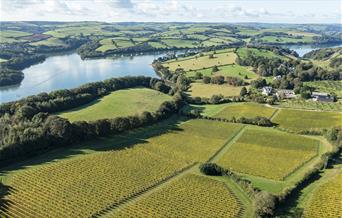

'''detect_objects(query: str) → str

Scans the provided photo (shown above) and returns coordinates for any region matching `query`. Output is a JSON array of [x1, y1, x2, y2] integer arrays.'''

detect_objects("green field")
[[237, 47, 285, 59], [0, 118, 244, 217], [213, 103, 277, 119], [273, 108, 342, 131], [259, 36, 314, 44], [116, 174, 244, 217], [161, 39, 198, 48], [216, 127, 319, 180], [163, 51, 237, 72], [186, 64, 257, 79], [187, 82, 243, 98], [59, 88, 172, 122], [30, 37, 66, 47]]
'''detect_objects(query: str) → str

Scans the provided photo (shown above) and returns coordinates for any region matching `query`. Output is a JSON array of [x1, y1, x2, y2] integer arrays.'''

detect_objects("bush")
[[210, 75, 224, 84], [202, 76, 211, 84], [199, 163, 223, 176], [254, 191, 276, 217]]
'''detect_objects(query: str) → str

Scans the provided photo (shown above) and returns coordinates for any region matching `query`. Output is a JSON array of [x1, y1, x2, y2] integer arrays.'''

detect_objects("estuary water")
[[0, 43, 341, 103], [0, 53, 161, 103]]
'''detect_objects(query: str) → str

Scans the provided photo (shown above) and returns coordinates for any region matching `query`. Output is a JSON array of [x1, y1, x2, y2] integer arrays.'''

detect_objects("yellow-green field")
[[0, 118, 244, 217], [213, 103, 277, 119], [304, 173, 342, 218], [187, 82, 243, 98], [163, 51, 237, 71], [273, 109, 342, 131], [59, 88, 171, 122], [216, 127, 319, 180], [116, 174, 244, 217]]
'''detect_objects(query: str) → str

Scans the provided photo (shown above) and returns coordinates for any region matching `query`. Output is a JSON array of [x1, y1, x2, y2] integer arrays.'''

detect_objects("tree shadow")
[[0, 183, 14, 213], [0, 115, 188, 176]]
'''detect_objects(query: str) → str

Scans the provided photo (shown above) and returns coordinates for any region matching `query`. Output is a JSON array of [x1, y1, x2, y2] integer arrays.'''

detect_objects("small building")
[[276, 89, 296, 99], [312, 92, 334, 102], [262, 86, 273, 96]]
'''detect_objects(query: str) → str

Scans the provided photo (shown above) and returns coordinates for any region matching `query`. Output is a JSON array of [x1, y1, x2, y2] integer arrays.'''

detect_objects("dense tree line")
[[0, 76, 181, 166], [0, 76, 170, 116], [0, 68, 24, 86], [303, 47, 341, 60]]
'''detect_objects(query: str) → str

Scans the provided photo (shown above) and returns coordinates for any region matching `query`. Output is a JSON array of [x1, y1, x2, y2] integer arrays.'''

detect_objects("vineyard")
[[279, 99, 342, 111], [0, 119, 243, 217], [304, 172, 342, 218], [115, 174, 244, 217], [272, 108, 342, 131], [213, 103, 276, 119], [216, 127, 319, 180]]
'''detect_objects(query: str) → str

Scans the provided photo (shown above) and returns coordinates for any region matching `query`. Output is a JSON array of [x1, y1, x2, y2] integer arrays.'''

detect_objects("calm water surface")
[[0, 53, 161, 103]]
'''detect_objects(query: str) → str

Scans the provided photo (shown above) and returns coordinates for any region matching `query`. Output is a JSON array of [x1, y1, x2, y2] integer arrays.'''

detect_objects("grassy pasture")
[[96, 38, 116, 52], [237, 47, 285, 59], [30, 37, 66, 47], [213, 103, 277, 119], [0, 118, 243, 217], [161, 39, 198, 48], [187, 82, 243, 98], [304, 172, 342, 218], [186, 64, 256, 79], [116, 174, 244, 217], [164, 52, 237, 71], [0, 30, 32, 43], [148, 41, 168, 49], [216, 127, 319, 180], [59, 88, 171, 122], [259, 36, 314, 44], [272, 109, 342, 131]]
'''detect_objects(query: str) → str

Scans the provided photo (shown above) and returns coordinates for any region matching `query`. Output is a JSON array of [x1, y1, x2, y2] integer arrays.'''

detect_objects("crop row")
[[115, 174, 244, 217], [0, 119, 241, 217], [304, 173, 342, 218], [216, 127, 319, 180]]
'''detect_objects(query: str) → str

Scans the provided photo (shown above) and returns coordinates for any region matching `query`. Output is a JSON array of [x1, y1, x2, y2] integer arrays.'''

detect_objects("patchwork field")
[[213, 103, 277, 119], [0, 118, 244, 217], [187, 82, 243, 98], [115, 174, 244, 217], [272, 109, 342, 131], [163, 51, 237, 71], [59, 88, 171, 122], [216, 127, 319, 180], [304, 172, 342, 218]]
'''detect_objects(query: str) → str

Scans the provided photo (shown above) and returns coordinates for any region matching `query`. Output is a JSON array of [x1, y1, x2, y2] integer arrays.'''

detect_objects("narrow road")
[[208, 125, 247, 163], [96, 163, 199, 218]]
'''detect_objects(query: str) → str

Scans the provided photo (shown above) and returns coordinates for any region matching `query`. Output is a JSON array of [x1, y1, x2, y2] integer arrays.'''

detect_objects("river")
[[0, 44, 340, 103]]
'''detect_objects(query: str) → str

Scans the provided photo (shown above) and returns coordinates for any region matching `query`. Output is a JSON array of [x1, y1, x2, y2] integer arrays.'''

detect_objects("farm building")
[[262, 86, 273, 96], [276, 89, 296, 99], [312, 92, 334, 102]]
